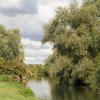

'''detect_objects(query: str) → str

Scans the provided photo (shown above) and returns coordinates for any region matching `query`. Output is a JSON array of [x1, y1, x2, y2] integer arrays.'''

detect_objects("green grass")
[[0, 75, 13, 82], [0, 76, 36, 100]]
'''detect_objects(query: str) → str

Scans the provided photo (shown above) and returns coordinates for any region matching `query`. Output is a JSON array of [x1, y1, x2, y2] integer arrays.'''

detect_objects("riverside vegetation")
[[0, 75, 36, 100], [0, 0, 100, 100], [42, 0, 100, 88], [0, 25, 36, 100]]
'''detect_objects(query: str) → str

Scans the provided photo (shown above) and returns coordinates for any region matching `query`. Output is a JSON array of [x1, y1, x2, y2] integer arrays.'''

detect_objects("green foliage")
[[0, 57, 5, 66], [95, 53, 100, 85], [42, 0, 100, 87], [0, 60, 28, 81], [0, 75, 13, 82], [0, 25, 27, 81], [27, 64, 46, 80], [0, 24, 23, 61]]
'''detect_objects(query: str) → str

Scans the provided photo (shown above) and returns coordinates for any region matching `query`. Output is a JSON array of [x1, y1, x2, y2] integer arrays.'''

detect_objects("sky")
[[0, 0, 73, 64]]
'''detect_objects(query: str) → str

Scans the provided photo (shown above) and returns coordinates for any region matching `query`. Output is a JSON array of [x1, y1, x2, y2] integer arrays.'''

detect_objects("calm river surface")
[[27, 78, 100, 100]]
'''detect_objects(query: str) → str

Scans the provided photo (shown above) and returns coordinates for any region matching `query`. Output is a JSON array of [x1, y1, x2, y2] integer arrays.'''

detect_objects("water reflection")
[[27, 78, 100, 100], [27, 78, 52, 100]]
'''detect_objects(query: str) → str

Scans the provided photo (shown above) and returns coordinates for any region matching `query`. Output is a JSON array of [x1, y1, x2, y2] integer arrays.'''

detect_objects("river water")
[[27, 78, 100, 100]]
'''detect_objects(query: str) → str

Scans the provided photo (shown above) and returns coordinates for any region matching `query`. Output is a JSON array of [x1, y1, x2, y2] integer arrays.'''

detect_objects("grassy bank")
[[0, 75, 36, 100]]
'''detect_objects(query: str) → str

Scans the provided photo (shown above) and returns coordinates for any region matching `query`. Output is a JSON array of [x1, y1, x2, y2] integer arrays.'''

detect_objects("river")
[[27, 78, 100, 100]]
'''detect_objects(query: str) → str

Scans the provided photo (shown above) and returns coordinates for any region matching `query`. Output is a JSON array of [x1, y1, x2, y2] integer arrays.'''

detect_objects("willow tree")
[[42, 0, 100, 87], [0, 25, 24, 62], [0, 25, 25, 77]]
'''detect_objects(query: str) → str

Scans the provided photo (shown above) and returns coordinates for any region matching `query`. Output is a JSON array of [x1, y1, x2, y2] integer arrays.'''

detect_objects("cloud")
[[25, 57, 47, 64], [0, 0, 37, 16], [38, 0, 70, 5], [22, 38, 52, 64], [0, 15, 42, 41], [0, 0, 69, 41], [25, 48, 52, 57]]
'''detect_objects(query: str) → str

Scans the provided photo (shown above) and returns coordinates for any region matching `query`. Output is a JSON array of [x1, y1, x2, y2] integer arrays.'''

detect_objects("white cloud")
[[21, 38, 52, 64], [25, 57, 47, 64], [0, 0, 20, 8], [24, 48, 52, 57], [21, 38, 41, 49], [38, 0, 69, 5]]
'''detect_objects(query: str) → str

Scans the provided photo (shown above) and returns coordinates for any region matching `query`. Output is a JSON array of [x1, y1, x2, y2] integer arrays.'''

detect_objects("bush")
[[0, 75, 13, 82], [27, 64, 46, 79], [0, 60, 28, 81]]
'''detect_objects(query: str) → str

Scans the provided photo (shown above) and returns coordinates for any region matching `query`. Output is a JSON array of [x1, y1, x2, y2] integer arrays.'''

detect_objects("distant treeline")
[[27, 64, 48, 79]]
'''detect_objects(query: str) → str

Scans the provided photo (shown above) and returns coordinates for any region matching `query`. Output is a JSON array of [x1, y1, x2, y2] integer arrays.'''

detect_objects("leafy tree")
[[0, 25, 23, 61], [42, 0, 100, 87], [0, 25, 25, 80]]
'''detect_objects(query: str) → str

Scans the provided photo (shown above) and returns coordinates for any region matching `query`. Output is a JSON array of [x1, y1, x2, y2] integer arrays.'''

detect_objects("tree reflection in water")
[[27, 78, 100, 100]]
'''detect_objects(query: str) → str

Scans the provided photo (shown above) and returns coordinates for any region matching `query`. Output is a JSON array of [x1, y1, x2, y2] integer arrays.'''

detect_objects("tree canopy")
[[42, 0, 100, 87], [0, 25, 26, 79], [0, 25, 23, 62]]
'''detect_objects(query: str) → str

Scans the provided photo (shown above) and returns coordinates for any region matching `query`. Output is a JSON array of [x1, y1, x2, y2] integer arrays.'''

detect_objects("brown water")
[[27, 78, 100, 100]]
